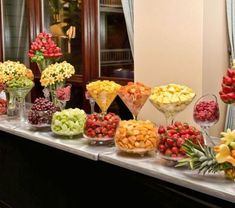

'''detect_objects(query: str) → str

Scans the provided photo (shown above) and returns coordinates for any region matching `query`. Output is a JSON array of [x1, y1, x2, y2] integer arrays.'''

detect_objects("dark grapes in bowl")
[[28, 97, 57, 127]]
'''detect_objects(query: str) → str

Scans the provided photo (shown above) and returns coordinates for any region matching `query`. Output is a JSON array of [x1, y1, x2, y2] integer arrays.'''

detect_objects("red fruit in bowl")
[[166, 138, 174, 147], [176, 137, 185, 147], [172, 147, 179, 154], [158, 126, 165, 134], [165, 149, 172, 156], [158, 121, 203, 159], [159, 144, 166, 153], [84, 112, 120, 139]]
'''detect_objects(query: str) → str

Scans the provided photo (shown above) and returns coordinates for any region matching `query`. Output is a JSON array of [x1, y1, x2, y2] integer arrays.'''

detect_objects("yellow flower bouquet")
[[0, 60, 34, 84], [40, 61, 75, 110], [0, 60, 34, 120]]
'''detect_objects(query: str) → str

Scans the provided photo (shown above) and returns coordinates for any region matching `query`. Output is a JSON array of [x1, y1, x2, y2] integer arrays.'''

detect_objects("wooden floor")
[[0, 130, 233, 208]]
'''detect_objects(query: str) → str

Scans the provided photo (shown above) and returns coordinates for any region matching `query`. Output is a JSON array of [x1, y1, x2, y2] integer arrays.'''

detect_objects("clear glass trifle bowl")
[[193, 94, 219, 146], [149, 84, 196, 125], [115, 120, 159, 156]]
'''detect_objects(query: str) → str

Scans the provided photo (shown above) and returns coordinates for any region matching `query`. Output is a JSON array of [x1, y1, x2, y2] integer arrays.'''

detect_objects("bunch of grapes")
[[28, 32, 62, 63], [28, 97, 57, 125]]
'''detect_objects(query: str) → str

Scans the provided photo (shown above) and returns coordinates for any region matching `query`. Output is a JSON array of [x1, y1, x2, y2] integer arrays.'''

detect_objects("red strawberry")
[[222, 85, 234, 93], [227, 69, 235, 77], [223, 76, 233, 85]]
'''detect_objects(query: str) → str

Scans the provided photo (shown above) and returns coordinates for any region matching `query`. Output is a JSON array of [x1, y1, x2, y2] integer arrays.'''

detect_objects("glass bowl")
[[86, 80, 121, 114], [193, 94, 220, 146], [83, 112, 120, 145], [157, 152, 185, 166], [117, 82, 151, 120], [51, 108, 87, 139], [28, 109, 54, 127], [149, 84, 196, 125], [115, 120, 159, 156]]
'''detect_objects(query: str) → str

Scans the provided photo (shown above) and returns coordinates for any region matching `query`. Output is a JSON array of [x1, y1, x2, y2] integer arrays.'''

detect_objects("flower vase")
[[6, 87, 33, 122], [5, 89, 17, 117]]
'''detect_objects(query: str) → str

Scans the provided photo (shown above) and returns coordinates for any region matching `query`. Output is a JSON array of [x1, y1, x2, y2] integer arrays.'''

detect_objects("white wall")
[[134, 0, 228, 136], [202, 0, 228, 136]]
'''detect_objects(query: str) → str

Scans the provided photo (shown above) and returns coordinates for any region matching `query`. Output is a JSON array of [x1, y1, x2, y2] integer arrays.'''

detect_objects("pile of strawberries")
[[158, 121, 204, 158], [28, 32, 62, 63], [219, 69, 235, 104], [84, 113, 120, 139]]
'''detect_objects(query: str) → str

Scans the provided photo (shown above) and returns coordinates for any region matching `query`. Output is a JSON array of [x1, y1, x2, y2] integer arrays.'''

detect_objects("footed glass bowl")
[[149, 95, 195, 125], [115, 120, 158, 156]]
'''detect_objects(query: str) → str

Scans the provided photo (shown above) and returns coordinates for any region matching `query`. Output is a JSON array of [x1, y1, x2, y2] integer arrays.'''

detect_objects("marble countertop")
[[0, 116, 112, 161], [0, 117, 234, 203], [99, 150, 235, 203]]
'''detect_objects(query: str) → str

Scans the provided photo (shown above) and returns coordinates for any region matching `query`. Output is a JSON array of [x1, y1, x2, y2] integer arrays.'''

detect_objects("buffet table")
[[0, 117, 234, 207]]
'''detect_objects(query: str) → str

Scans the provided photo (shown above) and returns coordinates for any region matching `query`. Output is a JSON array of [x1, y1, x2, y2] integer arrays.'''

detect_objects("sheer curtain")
[[121, 0, 134, 56], [2, 0, 29, 64], [225, 0, 235, 130]]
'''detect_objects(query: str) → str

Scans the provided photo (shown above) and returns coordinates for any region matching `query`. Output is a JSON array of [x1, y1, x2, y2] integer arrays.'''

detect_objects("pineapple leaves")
[[176, 140, 221, 175]]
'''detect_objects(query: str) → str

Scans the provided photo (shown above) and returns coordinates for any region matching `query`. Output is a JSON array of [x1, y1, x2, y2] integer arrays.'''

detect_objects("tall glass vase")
[[6, 87, 33, 123], [5, 88, 17, 117]]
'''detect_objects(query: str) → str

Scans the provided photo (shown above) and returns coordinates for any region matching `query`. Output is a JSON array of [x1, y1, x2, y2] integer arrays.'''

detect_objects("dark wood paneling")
[[0, 1, 3, 61], [4, 0, 133, 111], [27, 0, 42, 76]]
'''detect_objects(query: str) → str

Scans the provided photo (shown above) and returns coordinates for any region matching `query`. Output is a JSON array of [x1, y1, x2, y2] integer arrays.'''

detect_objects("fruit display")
[[193, 94, 219, 146], [28, 32, 62, 69], [193, 94, 219, 125], [115, 120, 159, 155], [158, 121, 204, 159], [0, 98, 7, 115], [84, 112, 120, 142], [149, 84, 195, 124], [219, 69, 235, 103], [28, 98, 57, 126], [86, 80, 121, 113], [118, 82, 151, 119], [194, 100, 219, 124], [51, 108, 86, 137]]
